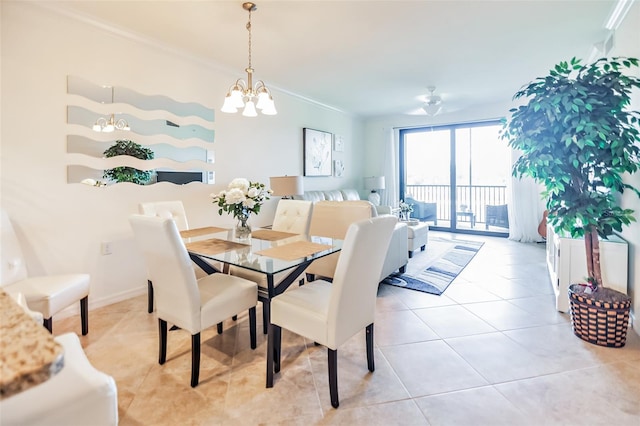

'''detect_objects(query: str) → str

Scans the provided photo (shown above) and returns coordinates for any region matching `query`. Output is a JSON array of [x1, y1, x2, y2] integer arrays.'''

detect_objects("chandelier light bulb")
[[242, 100, 258, 117]]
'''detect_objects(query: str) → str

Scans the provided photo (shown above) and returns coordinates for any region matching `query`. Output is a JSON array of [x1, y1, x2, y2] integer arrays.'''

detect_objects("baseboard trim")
[[54, 286, 147, 320]]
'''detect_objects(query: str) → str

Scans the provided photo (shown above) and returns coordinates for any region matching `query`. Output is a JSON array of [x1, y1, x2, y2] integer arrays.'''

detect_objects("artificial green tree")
[[502, 57, 640, 299]]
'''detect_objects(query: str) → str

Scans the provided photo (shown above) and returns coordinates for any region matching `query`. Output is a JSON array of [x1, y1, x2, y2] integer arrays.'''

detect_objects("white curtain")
[[508, 148, 545, 242], [380, 128, 399, 207]]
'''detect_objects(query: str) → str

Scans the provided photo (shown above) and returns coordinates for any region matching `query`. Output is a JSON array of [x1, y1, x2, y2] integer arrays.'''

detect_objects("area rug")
[[382, 237, 484, 295]]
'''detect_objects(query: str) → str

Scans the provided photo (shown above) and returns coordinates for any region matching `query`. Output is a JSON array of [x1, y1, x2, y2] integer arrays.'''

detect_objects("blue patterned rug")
[[382, 237, 484, 295]]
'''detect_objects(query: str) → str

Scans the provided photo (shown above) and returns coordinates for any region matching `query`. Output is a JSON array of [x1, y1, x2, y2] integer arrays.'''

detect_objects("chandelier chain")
[[247, 9, 252, 71]]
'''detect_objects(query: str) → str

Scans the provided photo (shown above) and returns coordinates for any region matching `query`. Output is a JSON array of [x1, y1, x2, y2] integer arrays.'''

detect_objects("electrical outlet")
[[101, 242, 113, 255]]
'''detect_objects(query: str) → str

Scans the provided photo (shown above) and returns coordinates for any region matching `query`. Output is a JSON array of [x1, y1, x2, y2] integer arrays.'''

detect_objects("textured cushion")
[[1, 333, 118, 426], [139, 201, 189, 231], [271, 200, 313, 234]]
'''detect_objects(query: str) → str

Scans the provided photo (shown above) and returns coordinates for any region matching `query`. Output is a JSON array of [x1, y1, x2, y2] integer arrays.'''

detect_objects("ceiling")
[[50, 0, 621, 119]]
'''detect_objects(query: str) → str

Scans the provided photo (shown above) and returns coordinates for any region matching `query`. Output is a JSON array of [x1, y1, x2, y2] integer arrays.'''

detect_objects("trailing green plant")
[[502, 57, 640, 294], [103, 139, 155, 184]]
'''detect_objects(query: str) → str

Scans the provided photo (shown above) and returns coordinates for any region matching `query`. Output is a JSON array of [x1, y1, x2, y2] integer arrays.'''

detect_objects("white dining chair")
[[139, 201, 190, 313], [0, 209, 90, 335], [129, 214, 258, 387], [267, 215, 397, 408], [229, 199, 313, 333]]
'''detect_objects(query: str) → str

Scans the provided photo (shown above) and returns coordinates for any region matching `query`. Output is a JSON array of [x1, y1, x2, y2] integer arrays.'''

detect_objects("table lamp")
[[269, 176, 304, 199], [364, 176, 385, 206]]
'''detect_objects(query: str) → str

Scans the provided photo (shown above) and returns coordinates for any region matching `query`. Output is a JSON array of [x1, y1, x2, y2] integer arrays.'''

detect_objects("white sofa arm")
[[1, 333, 118, 426], [380, 222, 408, 281]]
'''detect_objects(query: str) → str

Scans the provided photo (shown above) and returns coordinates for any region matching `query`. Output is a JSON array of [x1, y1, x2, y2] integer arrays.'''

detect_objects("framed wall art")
[[334, 160, 344, 177], [303, 128, 333, 177], [334, 134, 344, 152]]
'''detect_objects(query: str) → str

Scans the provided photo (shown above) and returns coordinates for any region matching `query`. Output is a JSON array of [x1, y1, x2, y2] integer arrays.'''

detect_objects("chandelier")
[[422, 86, 442, 116], [221, 2, 277, 117], [93, 86, 130, 132]]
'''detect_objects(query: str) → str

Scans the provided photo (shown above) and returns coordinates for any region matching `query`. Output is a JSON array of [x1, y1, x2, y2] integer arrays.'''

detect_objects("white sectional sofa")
[[294, 189, 362, 203]]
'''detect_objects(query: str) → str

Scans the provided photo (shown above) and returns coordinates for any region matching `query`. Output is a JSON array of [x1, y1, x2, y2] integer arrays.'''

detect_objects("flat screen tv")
[[156, 171, 203, 185]]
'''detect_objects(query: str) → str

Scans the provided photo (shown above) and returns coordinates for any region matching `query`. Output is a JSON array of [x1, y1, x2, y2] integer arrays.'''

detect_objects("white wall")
[[612, 2, 640, 335], [0, 2, 364, 310]]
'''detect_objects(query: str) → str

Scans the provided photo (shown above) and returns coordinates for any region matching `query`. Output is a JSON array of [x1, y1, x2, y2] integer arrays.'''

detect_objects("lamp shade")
[[364, 176, 386, 191], [270, 176, 304, 197]]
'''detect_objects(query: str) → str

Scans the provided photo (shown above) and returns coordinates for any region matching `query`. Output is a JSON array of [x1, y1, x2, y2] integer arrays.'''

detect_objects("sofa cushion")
[[294, 191, 326, 203], [340, 189, 361, 201], [323, 190, 344, 201]]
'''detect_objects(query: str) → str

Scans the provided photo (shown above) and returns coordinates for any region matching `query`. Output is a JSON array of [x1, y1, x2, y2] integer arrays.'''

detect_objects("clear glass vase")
[[235, 212, 252, 240]]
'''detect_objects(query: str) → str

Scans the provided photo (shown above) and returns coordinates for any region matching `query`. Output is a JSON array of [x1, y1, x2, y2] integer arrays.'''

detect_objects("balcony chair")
[[0, 209, 90, 335], [129, 214, 257, 387], [485, 204, 509, 229], [229, 199, 313, 334], [404, 196, 437, 224], [267, 216, 397, 408]]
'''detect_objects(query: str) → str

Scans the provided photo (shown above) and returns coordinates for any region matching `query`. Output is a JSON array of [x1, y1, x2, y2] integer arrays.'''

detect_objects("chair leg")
[[266, 323, 276, 388], [80, 296, 89, 335], [262, 301, 270, 335], [191, 333, 201, 388], [159, 319, 167, 365], [147, 280, 154, 313], [249, 306, 257, 349], [262, 307, 268, 335], [328, 348, 339, 408], [43, 317, 53, 334], [273, 325, 281, 373], [366, 323, 375, 372], [217, 322, 223, 334]]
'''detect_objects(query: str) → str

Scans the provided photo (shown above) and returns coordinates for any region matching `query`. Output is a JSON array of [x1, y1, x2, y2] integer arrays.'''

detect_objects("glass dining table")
[[181, 226, 343, 386]]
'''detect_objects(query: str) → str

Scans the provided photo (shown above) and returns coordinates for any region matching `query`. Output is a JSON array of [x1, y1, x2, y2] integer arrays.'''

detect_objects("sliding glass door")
[[400, 120, 510, 235]]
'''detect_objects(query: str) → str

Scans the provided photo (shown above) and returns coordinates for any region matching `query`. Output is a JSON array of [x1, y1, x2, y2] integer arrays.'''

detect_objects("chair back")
[[308, 201, 373, 239], [138, 201, 189, 231], [272, 200, 313, 234], [129, 214, 201, 332], [327, 216, 396, 348], [0, 209, 28, 286]]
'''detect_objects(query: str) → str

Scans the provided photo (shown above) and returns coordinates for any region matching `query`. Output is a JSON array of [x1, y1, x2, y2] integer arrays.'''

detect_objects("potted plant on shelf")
[[502, 57, 640, 347], [103, 139, 155, 184]]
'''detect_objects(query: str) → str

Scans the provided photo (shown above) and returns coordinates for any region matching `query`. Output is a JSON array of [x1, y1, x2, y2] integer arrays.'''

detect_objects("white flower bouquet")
[[211, 178, 271, 220]]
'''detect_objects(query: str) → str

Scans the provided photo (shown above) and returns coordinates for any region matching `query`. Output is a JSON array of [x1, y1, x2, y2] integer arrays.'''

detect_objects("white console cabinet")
[[546, 226, 628, 313]]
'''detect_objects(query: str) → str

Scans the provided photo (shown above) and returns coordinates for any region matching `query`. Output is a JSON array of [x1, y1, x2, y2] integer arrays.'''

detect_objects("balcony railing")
[[405, 184, 507, 227]]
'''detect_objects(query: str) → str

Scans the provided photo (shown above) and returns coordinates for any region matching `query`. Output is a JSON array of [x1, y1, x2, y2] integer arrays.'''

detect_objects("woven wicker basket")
[[568, 284, 631, 348]]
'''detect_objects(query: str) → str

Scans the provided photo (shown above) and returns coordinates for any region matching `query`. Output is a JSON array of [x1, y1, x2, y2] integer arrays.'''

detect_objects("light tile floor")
[[55, 231, 640, 425]]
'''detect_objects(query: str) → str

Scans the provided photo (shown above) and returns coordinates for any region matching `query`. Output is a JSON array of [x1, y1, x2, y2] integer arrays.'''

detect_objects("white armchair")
[[0, 332, 118, 426], [1, 209, 90, 335]]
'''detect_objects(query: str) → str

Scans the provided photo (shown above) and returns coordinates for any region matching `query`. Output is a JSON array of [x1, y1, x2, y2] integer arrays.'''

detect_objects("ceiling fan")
[[422, 86, 443, 116]]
